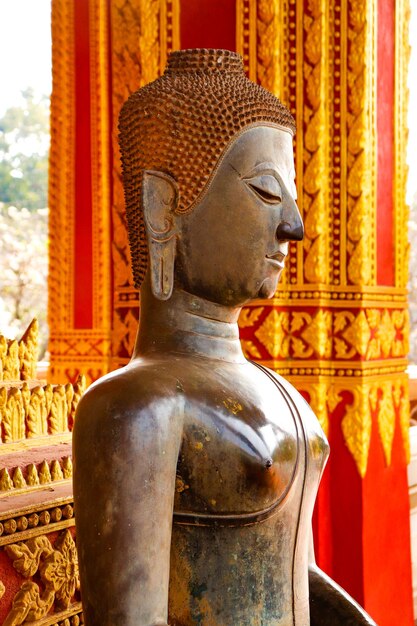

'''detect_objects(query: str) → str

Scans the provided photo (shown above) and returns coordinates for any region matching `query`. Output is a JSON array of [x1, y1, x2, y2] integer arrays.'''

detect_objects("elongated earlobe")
[[142, 170, 179, 300]]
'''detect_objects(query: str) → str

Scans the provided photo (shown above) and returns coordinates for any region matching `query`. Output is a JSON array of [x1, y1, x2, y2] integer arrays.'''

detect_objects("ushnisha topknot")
[[119, 48, 296, 290]]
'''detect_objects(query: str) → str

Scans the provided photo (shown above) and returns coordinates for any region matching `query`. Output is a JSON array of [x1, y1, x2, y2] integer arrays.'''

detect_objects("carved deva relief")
[[3, 530, 80, 626]]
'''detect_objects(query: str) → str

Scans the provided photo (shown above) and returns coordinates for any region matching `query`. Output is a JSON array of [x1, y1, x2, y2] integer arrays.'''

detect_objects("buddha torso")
[[162, 357, 329, 626]]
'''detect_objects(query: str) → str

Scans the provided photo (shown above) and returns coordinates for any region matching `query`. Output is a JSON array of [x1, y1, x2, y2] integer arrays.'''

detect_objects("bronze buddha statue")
[[73, 49, 376, 626]]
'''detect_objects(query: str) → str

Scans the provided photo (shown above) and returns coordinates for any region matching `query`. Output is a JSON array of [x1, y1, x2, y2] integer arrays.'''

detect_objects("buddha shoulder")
[[74, 359, 186, 432]]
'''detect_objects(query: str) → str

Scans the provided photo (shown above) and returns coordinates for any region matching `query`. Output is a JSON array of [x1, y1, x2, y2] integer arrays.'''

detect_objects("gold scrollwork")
[[3, 530, 79, 625], [302, 0, 330, 284], [247, 306, 408, 362], [255, 310, 290, 358], [345, 0, 376, 286]]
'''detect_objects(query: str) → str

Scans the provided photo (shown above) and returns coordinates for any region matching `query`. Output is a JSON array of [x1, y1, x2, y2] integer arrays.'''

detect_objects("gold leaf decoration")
[[342, 310, 371, 357], [341, 386, 372, 478], [12, 468, 26, 489], [309, 382, 329, 436], [0, 468, 14, 491], [377, 382, 396, 466], [240, 340, 262, 360], [301, 310, 332, 358], [238, 307, 264, 328], [255, 310, 290, 358]]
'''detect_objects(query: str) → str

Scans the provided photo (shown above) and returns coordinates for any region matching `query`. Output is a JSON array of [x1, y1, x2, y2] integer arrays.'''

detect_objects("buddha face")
[[174, 125, 303, 307]]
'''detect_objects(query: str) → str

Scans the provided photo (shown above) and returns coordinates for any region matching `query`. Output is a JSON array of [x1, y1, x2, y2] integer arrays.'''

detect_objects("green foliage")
[[0, 90, 49, 357], [0, 88, 49, 210]]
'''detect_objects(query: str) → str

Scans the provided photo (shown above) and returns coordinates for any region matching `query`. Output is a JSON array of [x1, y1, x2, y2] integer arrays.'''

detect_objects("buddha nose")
[[276, 194, 304, 241]]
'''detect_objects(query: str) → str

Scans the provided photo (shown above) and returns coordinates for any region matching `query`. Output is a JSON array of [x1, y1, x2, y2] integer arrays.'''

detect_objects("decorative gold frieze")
[[0, 455, 72, 493], [292, 374, 410, 477], [240, 305, 408, 363], [0, 500, 75, 547], [0, 377, 85, 444]]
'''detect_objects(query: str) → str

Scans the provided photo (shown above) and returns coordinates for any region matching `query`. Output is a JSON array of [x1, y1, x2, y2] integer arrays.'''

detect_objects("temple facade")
[[0, 1, 412, 624]]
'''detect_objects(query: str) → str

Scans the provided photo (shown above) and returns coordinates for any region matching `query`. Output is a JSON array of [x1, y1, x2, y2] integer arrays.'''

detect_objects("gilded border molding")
[[394, 0, 411, 289]]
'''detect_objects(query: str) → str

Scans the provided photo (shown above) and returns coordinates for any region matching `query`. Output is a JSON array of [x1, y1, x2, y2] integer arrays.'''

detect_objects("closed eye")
[[245, 174, 282, 205], [248, 184, 282, 204]]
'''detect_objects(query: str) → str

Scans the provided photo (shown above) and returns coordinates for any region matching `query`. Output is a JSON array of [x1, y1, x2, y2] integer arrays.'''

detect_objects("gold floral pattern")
[[3, 530, 80, 625]]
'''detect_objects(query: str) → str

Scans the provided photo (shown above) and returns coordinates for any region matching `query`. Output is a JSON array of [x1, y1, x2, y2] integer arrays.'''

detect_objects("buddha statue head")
[[119, 49, 303, 307]]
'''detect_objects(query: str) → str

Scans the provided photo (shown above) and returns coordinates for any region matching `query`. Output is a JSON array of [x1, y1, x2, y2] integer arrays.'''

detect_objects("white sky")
[[0, 0, 51, 115]]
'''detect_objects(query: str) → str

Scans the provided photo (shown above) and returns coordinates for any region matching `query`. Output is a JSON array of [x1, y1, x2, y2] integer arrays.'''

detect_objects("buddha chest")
[[169, 362, 329, 626]]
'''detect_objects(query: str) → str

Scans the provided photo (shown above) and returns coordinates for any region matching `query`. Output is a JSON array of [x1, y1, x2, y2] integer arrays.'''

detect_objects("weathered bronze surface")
[[73, 49, 376, 625]]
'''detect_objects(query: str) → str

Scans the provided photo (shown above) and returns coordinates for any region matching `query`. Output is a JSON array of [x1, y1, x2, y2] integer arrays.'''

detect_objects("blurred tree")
[[0, 88, 49, 210], [0, 90, 49, 358]]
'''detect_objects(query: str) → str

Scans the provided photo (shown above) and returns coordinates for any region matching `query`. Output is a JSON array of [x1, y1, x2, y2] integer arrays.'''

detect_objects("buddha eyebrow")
[[240, 161, 285, 181]]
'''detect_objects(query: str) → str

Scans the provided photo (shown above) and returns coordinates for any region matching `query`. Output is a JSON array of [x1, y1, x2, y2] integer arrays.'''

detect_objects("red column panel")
[[376, 0, 395, 286], [74, 0, 93, 328], [180, 0, 236, 51]]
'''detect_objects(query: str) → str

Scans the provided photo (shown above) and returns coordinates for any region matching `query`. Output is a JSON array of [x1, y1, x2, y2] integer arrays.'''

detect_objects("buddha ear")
[[142, 170, 179, 301]]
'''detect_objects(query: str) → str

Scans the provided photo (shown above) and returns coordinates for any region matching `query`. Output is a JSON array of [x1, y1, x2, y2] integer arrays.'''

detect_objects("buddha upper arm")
[[73, 375, 184, 626]]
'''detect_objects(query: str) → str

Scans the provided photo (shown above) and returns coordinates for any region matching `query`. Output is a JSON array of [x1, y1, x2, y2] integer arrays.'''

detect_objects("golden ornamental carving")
[[393, 379, 410, 463], [394, 0, 411, 288], [341, 385, 372, 478], [239, 307, 264, 329], [88, 0, 112, 333], [111, 0, 180, 362], [299, 310, 332, 358], [302, 0, 330, 285], [345, 0, 376, 286], [308, 381, 329, 436], [255, 310, 290, 359], [0, 455, 72, 493], [49, 0, 75, 331], [236, 0, 283, 96], [256, 0, 281, 95], [246, 305, 408, 362], [3, 530, 80, 625], [0, 376, 85, 444], [377, 382, 396, 466], [0, 580, 5, 599], [240, 340, 262, 360]]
